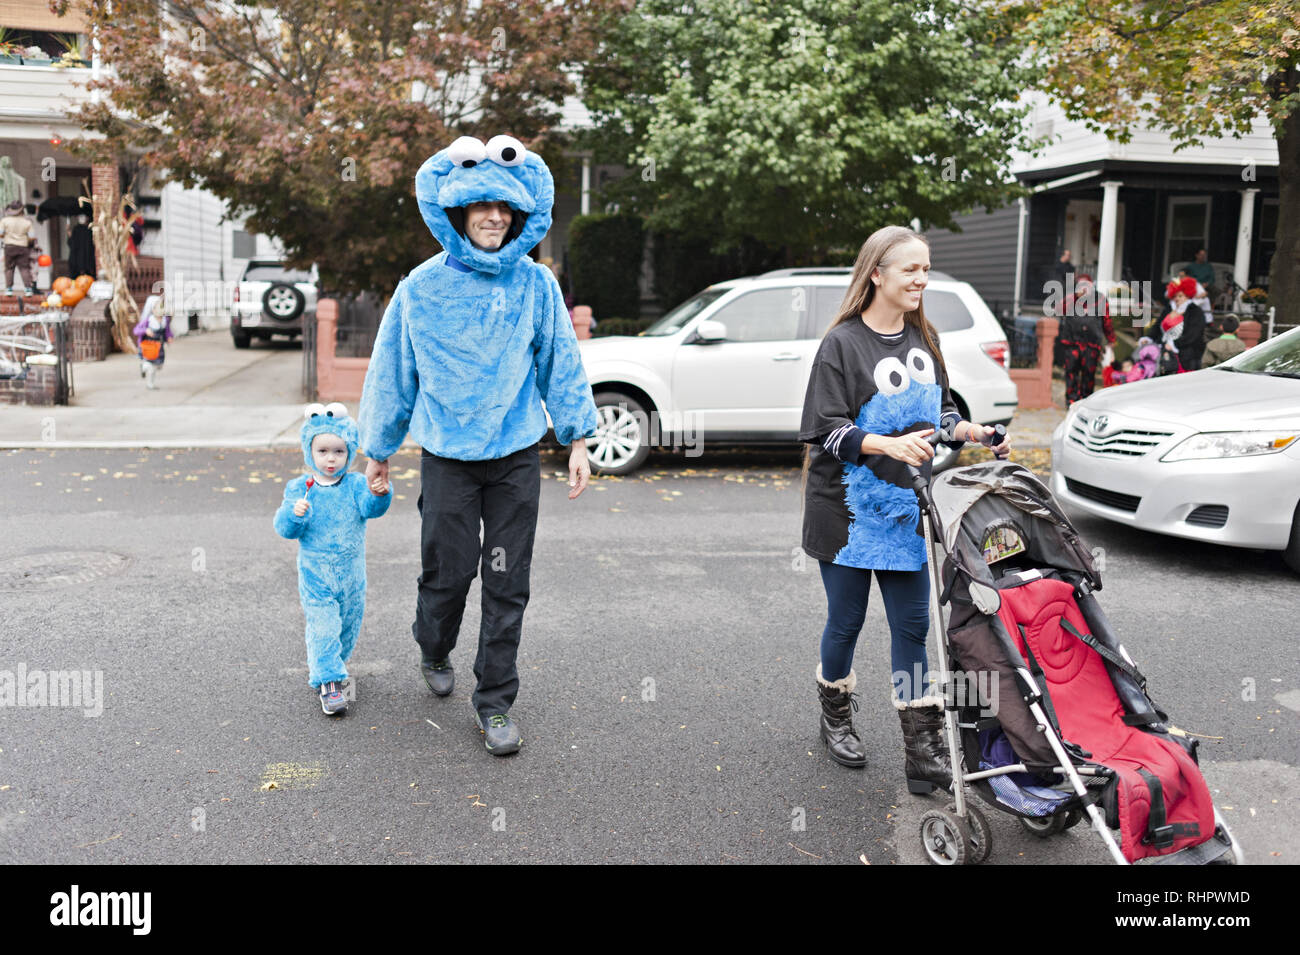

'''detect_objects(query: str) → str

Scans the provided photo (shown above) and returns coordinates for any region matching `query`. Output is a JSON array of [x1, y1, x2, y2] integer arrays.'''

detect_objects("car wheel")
[[263, 282, 306, 321], [1285, 503, 1300, 575], [588, 392, 652, 476], [232, 331, 251, 349]]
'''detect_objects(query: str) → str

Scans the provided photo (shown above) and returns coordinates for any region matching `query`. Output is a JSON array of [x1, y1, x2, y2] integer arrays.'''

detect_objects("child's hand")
[[369, 476, 390, 495], [293, 498, 310, 517]]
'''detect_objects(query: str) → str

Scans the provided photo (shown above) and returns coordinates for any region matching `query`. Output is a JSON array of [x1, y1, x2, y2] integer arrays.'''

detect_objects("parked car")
[[1050, 325, 1300, 573], [575, 267, 1019, 475], [231, 260, 319, 348]]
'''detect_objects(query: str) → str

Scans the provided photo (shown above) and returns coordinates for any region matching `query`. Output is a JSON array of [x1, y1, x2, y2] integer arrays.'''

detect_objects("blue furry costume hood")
[[300, 402, 360, 478], [416, 135, 554, 275], [358, 134, 598, 462]]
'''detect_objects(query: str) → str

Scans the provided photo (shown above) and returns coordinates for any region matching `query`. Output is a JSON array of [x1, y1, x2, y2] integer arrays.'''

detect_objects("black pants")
[[413, 443, 540, 715]]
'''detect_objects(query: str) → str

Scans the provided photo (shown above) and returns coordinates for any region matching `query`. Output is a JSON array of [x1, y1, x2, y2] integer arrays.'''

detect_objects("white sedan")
[[1051, 325, 1300, 572]]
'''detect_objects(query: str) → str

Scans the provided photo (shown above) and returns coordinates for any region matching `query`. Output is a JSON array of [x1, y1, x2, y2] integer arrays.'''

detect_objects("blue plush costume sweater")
[[359, 136, 598, 462], [799, 320, 959, 571]]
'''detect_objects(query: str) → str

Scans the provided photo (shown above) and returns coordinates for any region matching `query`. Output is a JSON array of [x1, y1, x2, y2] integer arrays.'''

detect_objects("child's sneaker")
[[319, 681, 347, 716]]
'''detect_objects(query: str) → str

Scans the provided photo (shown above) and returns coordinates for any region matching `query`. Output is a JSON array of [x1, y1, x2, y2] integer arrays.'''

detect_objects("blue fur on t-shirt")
[[834, 380, 941, 571]]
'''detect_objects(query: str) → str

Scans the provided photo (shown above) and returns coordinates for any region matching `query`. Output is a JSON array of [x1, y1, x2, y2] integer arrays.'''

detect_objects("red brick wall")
[[0, 363, 58, 405]]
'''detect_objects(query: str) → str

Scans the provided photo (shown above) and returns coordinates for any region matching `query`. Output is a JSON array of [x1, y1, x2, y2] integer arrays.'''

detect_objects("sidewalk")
[[0, 330, 308, 448], [1, 331, 1070, 450]]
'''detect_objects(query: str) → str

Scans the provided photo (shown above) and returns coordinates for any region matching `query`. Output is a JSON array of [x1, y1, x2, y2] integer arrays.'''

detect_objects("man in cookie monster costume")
[[359, 134, 598, 756], [274, 403, 392, 715]]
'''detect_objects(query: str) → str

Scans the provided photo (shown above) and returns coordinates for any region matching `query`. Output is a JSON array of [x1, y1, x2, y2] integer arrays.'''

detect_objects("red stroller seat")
[[996, 577, 1216, 862]]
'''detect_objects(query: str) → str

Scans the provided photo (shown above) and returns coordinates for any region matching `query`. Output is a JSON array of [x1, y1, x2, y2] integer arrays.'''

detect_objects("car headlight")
[[1161, 431, 1298, 462]]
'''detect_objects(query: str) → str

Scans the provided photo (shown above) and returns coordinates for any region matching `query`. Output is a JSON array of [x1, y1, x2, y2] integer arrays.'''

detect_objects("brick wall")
[[0, 363, 58, 405], [91, 161, 118, 276]]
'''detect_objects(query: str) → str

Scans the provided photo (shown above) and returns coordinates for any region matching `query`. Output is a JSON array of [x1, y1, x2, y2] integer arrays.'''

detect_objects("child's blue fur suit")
[[274, 404, 391, 687], [359, 135, 598, 461]]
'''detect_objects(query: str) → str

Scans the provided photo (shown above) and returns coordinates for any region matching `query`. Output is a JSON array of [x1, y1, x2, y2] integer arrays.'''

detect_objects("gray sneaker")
[[473, 710, 521, 755], [318, 681, 347, 716]]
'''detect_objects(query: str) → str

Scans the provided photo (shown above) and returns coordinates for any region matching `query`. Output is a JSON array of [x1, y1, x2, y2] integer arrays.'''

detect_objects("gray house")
[[925, 95, 1280, 323]]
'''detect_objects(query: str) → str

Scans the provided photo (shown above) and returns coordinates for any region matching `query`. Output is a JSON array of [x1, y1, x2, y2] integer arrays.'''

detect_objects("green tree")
[[55, 0, 626, 293], [1006, 0, 1300, 326], [580, 0, 1044, 263]]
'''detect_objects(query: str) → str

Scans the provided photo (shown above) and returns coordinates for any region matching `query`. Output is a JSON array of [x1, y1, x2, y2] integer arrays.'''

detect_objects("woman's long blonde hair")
[[800, 226, 947, 490]]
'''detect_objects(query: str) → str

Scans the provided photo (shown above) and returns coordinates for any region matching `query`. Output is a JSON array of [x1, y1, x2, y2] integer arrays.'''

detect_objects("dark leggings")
[[818, 560, 931, 701]]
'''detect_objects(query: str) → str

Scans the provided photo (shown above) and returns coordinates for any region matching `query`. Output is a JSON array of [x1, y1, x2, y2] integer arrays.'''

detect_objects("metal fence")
[[0, 306, 73, 403], [334, 291, 386, 358], [301, 302, 317, 402]]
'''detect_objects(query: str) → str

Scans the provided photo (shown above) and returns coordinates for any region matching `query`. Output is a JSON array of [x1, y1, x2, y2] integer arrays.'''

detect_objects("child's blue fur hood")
[[415, 135, 554, 276], [300, 402, 360, 477]]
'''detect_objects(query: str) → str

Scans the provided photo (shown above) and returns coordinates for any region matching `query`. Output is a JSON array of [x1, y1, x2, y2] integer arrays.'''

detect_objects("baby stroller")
[[907, 435, 1244, 865]]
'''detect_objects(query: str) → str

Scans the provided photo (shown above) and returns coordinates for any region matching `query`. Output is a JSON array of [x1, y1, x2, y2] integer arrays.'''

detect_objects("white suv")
[[576, 268, 1019, 475]]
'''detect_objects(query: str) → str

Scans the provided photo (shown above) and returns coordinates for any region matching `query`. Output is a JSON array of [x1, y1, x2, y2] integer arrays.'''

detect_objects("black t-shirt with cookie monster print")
[[799, 319, 958, 571]]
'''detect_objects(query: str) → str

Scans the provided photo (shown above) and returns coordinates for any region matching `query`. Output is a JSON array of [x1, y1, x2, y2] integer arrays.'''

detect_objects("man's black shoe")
[[474, 709, 521, 755], [421, 657, 454, 696]]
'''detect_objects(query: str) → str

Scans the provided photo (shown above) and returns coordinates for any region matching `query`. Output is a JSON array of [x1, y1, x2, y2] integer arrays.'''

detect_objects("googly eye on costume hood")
[[300, 402, 360, 477], [415, 132, 555, 275]]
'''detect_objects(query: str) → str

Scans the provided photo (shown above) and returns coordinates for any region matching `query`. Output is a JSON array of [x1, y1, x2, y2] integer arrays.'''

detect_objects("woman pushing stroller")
[[798, 226, 1009, 790]]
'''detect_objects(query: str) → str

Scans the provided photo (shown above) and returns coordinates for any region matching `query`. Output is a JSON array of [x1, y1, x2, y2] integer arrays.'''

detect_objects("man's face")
[[1195, 249, 1207, 263], [465, 201, 513, 251]]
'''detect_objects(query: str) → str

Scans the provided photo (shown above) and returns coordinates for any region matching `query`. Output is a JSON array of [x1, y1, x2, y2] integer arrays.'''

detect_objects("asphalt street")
[[1, 445, 1296, 864]]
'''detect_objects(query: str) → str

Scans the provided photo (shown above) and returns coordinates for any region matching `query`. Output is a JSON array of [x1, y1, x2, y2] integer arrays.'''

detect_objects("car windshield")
[[1221, 328, 1300, 378], [244, 264, 313, 283], [641, 289, 728, 336]]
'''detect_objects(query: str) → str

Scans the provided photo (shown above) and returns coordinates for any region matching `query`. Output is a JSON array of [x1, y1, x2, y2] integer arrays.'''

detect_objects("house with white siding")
[[0, 0, 271, 332], [924, 93, 1280, 321]]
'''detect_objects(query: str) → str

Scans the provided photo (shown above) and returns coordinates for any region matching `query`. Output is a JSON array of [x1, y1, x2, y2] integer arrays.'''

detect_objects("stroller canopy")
[[930, 461, 1101, 602]]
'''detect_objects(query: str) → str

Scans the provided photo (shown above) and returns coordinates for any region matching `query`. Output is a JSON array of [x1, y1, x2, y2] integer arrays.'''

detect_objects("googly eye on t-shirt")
[[906, 348, 936, 385], [872, 357, 910, 395]]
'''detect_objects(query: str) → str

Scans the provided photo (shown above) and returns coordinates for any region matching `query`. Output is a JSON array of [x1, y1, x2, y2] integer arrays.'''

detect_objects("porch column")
[[1233, 188, 1259, 309], [1096, 180, 1122, 292], [581, 156, 591, 216]]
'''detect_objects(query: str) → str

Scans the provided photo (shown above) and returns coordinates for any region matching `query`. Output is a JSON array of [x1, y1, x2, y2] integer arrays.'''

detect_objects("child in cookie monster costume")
[[274, 402, 392, 715], [798, 226, 1009, 789], [358, 134, 598, 756]]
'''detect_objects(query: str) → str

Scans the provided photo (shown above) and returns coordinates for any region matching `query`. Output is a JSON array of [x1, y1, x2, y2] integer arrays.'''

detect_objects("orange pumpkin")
[[37, 254, 52, 267], [74, 274, 94, 291], [52, 276, 74, 294], [60, 288, 86, 307]]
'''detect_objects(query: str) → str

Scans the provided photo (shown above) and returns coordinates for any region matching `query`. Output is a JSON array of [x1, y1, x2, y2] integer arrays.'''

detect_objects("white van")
[[576, 268, 1019, 475]]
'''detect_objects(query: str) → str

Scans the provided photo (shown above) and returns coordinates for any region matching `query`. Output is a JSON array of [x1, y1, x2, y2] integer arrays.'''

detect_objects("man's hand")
[[568, 440, 590, 500], [366, 457, 390, 496]]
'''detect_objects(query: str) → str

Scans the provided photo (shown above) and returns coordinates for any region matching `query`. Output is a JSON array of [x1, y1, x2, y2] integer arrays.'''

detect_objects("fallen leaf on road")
[[261, 781, 279, 791]]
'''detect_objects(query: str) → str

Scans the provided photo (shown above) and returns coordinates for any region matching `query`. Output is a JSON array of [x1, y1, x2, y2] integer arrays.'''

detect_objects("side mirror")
[[694, 320, 726, 343]]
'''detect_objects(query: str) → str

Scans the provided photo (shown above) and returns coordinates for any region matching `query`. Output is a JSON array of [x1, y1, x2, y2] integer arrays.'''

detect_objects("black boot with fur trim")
[[895, 696, 953, 794], [816, 665, 866, 768]]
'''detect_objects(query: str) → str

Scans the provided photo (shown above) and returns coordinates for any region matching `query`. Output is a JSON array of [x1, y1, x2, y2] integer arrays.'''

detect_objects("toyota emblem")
[[1091, 415, 1109, 434]]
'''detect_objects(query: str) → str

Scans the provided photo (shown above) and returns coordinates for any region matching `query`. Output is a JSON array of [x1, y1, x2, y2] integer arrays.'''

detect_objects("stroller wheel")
[[1063, 809, 1084, 830], [946, 802, 993, 864], [1019, 813, 1069, 838], [919, 809, 971, 865]]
